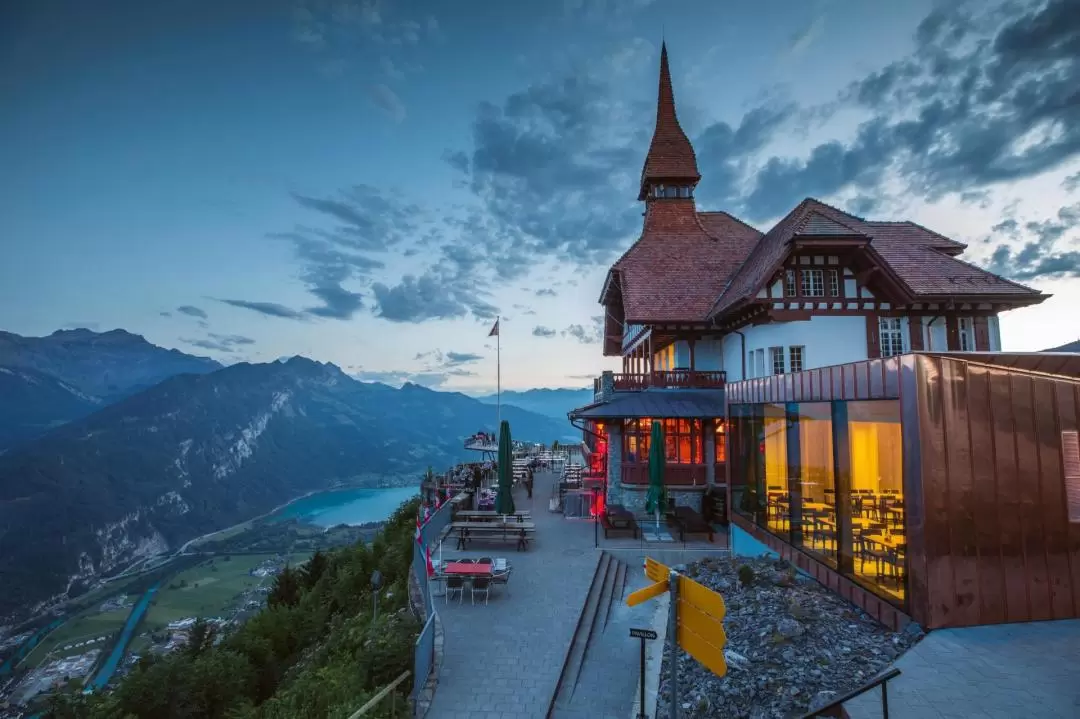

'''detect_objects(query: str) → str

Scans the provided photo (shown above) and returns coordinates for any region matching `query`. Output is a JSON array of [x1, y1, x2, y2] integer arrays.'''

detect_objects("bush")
[[737, 564, 755, 587]]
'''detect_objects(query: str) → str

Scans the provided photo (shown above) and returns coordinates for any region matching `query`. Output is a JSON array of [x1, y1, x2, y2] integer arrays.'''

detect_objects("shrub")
[[737, 564, 755, 587]]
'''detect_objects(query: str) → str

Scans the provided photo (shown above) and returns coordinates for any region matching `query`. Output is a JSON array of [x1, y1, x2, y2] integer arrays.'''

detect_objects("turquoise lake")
[[272, 486, 420, 528]]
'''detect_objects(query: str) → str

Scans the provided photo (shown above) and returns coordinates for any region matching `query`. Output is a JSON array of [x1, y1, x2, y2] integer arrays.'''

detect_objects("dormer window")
[[650, 184, 693, 199]]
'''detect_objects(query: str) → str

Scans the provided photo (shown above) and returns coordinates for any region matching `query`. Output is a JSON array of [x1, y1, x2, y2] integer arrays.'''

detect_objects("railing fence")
[[410, 497, 454, 714]]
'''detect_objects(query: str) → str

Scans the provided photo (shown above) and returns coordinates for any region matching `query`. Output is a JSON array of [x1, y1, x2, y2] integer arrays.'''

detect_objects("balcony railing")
[[593, 370, 727, 396]]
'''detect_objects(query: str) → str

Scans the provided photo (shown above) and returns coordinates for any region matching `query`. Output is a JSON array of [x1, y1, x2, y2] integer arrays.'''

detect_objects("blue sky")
[[2, 0, 1078, 392]]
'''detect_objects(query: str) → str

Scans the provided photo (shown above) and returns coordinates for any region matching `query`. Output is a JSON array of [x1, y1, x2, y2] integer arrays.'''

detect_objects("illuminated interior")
[[733, 399, 906, 607]]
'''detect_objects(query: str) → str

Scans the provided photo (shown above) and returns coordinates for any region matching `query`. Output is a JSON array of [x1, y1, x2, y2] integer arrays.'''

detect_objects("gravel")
[[657, 556, 923, 719]]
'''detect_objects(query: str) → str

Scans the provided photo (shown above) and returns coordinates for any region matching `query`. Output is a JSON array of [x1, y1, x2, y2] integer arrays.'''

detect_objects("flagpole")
[[496, 315, 501, 430]]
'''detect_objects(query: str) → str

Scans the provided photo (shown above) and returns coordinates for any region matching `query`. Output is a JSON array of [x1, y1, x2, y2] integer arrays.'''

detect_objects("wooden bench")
[[601, 514, 639, 539], [668, 507, 714, 543], [454, 526, 535, 551]]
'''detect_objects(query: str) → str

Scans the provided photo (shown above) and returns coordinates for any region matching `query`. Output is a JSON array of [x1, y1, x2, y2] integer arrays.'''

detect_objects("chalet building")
[[569, 42, 1052, 614]]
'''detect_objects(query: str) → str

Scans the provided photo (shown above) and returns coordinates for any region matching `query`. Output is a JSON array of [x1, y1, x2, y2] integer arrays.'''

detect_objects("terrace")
[[591, 369, 726, 402]]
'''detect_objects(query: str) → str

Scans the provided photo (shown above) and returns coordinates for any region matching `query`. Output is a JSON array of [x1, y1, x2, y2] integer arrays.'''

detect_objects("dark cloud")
[[445, 352, 482, 365], [449, 73, 645, 267], [159, 311, 172, 318], [182, 333, 256, 354], [984, 200, 1080, 280], [533, 326, 557, 338], [176, 305, 208, 319], [372, 268, 497, 323], [217, 299, 308, 320], [1065, 171, 1080, 193], [742, 0, 1080, 221], [562, 316, 604, 344], [535, 288, 557, 297]]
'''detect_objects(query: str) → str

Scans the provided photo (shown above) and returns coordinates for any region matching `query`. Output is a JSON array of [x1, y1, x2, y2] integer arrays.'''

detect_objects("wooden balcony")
[[593, 370, 727, 395]]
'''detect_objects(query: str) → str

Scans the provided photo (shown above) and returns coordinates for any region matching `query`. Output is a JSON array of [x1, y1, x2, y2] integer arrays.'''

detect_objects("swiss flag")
[[488, 318, 499, 337], [415, 510, 422, 544], [425, 544, 435, 578]]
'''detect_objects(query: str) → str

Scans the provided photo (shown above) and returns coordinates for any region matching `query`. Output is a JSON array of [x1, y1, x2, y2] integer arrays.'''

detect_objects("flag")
[[415, 510, 422, 545], [488, 318, 499, 337], [423, 504, 431, 523], [425, 544, 435, 578]]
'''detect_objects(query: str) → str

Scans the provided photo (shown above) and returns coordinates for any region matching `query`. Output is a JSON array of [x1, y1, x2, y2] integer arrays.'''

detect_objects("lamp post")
[[593, 486, 600, 549], [371, 570, 383, 621]]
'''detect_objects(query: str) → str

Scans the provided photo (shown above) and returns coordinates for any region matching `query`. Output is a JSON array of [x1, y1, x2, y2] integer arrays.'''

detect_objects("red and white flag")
[[488, 318, 499, 337], [415, 510, 422, 544], [425, 544, 435, 578], [423, 504, 431, 523]]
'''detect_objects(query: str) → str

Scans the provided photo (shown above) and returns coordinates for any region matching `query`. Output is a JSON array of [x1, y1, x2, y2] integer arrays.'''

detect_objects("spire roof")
[[638, 42, 700, 200]]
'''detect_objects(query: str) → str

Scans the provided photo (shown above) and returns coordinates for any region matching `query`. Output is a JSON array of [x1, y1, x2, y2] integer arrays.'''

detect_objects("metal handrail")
[[347, 670, 411, 718], [800, 668, 901, 719]]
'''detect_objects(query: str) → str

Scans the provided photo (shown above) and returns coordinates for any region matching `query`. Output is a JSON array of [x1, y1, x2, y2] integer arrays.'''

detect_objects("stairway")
[[547, 551, 629, 717]]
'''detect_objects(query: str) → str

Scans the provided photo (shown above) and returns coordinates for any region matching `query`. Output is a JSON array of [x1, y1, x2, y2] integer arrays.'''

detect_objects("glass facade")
[[731, 399, 907, 607]]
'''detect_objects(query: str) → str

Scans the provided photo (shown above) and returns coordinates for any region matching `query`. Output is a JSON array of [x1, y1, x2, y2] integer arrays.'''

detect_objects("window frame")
[[789, 345, 805, 373], [878, 317, 905, 358], [801, 269, 825, 297], [770, 346, 786, 375], [785, 270, 797, 297], [828, 269, 841, 297], [958, 317, 974, 351]]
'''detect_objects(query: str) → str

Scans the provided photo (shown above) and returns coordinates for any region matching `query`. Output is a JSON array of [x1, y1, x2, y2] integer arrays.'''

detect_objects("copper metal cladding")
[[727, 352, 1080, 630]]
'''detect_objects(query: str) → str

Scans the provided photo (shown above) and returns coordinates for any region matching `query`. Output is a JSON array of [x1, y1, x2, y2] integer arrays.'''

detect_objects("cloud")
[[369, 83, 406, 122], [535, 288, 557, 297], [159, 311, 172, 318], [372, 267, 497, 323], [217, 299, 308, 320], [533, 325, 557, 337], [984, 200, 1080, 280], [176, 305, 208, 319], [181, 333, 256, 354], [740, 0, 1080, 221], [562, 316, 604, 344], [358, 346, 483, 388], [1065, 171, 1080, 193], [445, 351, 483, 366], [788, 15, 825, 56], [448, 72, 647, 268]]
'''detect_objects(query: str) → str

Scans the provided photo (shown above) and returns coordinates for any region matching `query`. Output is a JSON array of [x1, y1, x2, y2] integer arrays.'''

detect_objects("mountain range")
[[0, 329, 574, 619], [474, 387, 593, 422]]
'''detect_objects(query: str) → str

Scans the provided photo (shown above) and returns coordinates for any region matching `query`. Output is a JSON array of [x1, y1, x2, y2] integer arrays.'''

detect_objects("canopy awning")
[[569, 389, 726, 420]]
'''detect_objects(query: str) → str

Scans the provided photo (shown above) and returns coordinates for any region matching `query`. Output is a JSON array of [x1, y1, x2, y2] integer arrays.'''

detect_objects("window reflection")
[[796, 403, 836, 567], [849, 401, 905, 603], [622, 418, 704, 464], [763, 404, 788, 536]]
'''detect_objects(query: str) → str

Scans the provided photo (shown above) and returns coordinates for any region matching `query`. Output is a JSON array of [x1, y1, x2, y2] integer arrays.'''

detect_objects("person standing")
[[525, 467, 534, 499]]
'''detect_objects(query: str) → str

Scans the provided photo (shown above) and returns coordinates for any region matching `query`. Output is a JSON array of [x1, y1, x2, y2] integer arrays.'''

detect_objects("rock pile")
[[658, 556, 922, 718]]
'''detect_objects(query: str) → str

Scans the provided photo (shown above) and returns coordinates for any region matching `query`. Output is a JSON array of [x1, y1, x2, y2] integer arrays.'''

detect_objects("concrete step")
[[548, 552, 612, 716]]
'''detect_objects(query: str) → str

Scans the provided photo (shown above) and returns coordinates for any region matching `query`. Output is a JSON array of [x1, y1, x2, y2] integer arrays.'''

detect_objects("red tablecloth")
[[443, 561, 493, 576]]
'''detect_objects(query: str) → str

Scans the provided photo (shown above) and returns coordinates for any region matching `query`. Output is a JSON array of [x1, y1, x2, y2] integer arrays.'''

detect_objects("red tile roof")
[[609, 202, 762, 323], [638, 43, 700, 200], [707, 199, 1043, 318]]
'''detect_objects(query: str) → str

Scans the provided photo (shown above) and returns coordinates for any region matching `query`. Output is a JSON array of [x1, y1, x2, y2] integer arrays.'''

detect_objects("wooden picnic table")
[[455, 511, 531, 522], [451, 521, 535, 551]]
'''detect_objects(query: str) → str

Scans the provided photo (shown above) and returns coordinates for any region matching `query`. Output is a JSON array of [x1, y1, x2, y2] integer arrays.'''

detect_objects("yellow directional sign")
[[645, 557, 669, 583], [678, 575, 726, 621], [626, 579, 668, 607], [675, 575, 728, 678]]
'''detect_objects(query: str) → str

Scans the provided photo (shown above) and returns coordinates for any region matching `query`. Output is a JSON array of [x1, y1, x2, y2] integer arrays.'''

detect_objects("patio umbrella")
[[645, 420, 667, 539], [495, 420, 516, 516]]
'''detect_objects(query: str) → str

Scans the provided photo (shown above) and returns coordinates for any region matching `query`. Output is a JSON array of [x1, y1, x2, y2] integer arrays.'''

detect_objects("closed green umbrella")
[[645, 420, 667, 539], [495, 420, 516, 516]]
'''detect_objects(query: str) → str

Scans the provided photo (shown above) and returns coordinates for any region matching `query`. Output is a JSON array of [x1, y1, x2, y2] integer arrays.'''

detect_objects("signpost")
[[627, 557, 728, 719], [629, 627, 658, 719]]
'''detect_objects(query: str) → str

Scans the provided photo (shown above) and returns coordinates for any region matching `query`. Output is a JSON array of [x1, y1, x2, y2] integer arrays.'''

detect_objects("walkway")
[[426, 470, 598, 719], [846, 619, 1080, 719], [426, 470, 730, 719]]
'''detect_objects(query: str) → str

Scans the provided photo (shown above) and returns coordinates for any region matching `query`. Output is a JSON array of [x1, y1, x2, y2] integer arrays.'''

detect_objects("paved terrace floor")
[[425, 471, 728, 719], [846, 619, 1080, 719]]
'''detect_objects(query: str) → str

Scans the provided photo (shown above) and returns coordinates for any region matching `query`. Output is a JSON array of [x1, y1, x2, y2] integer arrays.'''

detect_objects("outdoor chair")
[[493, 558, 508, 571], [476, 557, 494, 566], [471, 577, 491, 604], [491, 567, 512, 596], [445, 576, 465, 604]]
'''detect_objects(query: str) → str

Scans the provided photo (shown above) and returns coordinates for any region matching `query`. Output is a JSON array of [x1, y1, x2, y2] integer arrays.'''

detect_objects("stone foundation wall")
[[618, 485, 705, 514]]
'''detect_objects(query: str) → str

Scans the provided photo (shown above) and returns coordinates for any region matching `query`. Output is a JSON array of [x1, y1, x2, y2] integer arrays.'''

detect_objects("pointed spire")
[[639, 42, 700, 201]]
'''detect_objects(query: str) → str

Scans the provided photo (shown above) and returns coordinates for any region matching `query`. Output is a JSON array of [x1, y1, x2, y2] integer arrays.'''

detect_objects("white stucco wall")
[[721, 315, 870, 381]]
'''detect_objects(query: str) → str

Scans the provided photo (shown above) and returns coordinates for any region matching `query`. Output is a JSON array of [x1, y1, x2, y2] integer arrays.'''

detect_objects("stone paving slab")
[[845, 619, 1080, 719], [426, 471, 600, 719]]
